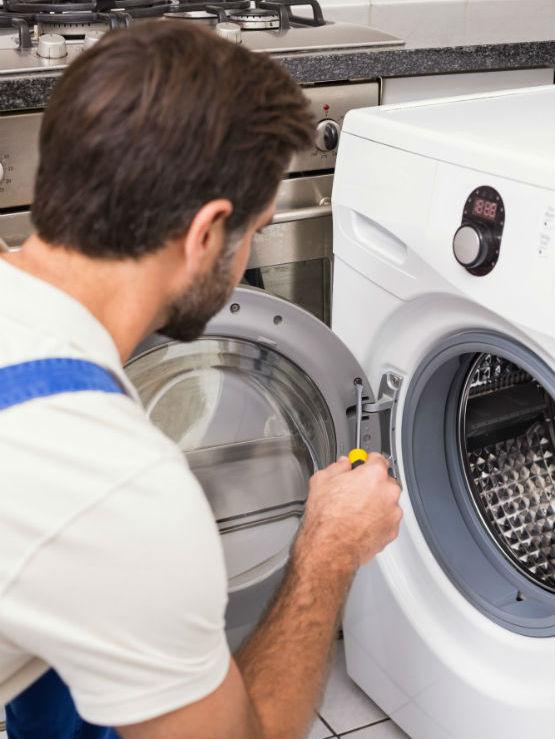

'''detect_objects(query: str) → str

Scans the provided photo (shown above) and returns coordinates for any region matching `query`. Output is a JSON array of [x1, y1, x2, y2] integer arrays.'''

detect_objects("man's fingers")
[[325, 456, 351, 477], [366, 452, 391, 470]]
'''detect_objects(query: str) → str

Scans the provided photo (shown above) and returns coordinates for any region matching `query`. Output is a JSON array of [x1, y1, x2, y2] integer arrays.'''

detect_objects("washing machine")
[[331, 86, 555, 739], [123, 85, 554, 736]]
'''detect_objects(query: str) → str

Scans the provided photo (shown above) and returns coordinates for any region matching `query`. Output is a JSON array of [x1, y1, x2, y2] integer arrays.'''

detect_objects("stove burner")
[[0, 0, 327, 46], [227, 7, 279, 30]]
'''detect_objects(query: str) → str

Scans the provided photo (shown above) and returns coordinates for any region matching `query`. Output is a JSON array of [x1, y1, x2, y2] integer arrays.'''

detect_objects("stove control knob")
[[37, 34, 67, 59], [315, 120, 340, 152], [84, 31, 104, 50], [216, 22, 242, 44], [453, 224, 492, 269]]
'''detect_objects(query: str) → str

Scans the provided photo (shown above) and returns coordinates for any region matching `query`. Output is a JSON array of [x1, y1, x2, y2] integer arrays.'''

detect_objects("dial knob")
[[216, 22, 242, 44], [37, 33, 67, 59], [84, 31, 104, 50], [453, 224, 493, 269], [315, 120, 340, 152], [0, 163, 4, 183]]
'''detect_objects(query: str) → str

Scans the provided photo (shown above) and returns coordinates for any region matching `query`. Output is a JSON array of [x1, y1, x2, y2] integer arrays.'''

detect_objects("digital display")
[[472, 197, 498, 221]]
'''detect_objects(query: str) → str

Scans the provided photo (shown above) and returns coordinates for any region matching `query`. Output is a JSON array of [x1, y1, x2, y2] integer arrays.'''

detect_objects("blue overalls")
[[1, 358, 126, 739]]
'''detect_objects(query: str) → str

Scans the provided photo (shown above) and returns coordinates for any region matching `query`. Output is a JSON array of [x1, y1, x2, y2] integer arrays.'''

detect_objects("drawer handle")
[[271, 203, 332, 224]]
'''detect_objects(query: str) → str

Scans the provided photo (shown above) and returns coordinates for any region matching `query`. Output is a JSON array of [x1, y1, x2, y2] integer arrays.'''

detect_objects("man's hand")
[[301, 453, 403, 573]]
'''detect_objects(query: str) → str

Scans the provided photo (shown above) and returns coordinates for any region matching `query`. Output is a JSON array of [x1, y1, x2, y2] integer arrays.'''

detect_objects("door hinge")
[[362, 372, 402, 415]]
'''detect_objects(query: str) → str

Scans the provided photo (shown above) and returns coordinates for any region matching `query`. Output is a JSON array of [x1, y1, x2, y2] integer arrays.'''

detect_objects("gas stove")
[[0, 0, 403, 73]]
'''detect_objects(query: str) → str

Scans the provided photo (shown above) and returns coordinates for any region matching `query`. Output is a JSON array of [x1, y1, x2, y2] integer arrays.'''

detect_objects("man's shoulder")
[[3, 386, 180, 468]]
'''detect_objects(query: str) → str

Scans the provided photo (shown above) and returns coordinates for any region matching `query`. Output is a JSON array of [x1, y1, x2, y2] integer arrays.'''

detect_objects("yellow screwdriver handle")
[[348, 448, 369, 469]]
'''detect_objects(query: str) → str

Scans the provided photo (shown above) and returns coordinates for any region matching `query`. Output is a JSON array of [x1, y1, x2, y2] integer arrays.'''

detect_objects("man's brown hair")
[[32, 21, 314, 259]]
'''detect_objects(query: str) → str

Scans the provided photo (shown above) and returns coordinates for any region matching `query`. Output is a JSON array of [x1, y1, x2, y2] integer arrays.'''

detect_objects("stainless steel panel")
[[0, 113, 41, 208], [0, 42, 83, 74], [247, 173, 333, 323], [240, 22, 403, 54], [249, 173, 332, 267], [0, 209, 32, 247], [289, 82, 379, 173]]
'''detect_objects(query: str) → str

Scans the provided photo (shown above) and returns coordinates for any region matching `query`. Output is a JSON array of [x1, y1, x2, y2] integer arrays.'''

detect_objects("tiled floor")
[[306, 646, 409, 739]]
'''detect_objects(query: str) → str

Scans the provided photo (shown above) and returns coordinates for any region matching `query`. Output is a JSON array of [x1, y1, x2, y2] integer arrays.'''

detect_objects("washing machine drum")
[[460, 354, 555, 593], [125, 287, 377, 648], [404, 333, 555, 636]]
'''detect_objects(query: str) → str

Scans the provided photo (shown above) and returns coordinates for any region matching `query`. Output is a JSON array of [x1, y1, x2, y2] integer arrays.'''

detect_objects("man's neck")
[[2, 235, 172, 362]]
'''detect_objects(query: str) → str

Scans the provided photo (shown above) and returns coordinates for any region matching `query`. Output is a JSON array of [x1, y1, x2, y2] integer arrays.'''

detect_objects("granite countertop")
[[0, 36, 554, 111], [281, 39, 555, 85]]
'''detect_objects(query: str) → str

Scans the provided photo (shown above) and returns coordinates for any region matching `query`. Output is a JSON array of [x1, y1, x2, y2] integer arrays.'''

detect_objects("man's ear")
[[182, 199, 233, 268]]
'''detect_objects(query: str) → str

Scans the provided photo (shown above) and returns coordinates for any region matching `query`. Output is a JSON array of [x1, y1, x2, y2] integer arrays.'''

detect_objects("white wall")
[[322, 0, 555, 47]]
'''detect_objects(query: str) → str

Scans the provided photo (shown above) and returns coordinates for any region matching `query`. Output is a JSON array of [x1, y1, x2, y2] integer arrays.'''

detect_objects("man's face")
[[162, 202, 274, 342]]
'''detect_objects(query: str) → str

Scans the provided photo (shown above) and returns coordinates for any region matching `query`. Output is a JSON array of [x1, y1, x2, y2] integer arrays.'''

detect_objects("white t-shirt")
[[0, 258, 230, 726]]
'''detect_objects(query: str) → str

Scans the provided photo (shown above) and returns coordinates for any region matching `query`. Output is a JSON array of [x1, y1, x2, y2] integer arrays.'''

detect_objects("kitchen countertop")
[[0, 37, 553, 111], [280, 38, 555, 85]]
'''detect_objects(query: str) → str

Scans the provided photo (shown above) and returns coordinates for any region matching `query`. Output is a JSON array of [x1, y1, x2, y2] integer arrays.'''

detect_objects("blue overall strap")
[[2, 357, 125, 739], [0, 357, 127, 410]]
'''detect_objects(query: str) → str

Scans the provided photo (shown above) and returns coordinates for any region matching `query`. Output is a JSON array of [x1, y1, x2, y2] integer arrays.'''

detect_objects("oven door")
[[125, 286, 385, 649], [0, 211, 32, 250], [244, 174, 333, 324]]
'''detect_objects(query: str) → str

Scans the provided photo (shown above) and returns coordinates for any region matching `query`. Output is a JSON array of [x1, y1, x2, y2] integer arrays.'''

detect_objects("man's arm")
[[118, 454, 402, 739]]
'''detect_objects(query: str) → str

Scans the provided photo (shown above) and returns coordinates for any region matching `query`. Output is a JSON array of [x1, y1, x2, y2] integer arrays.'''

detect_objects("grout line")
[[338, 717, 391, 737], [318, 713, 340, 738]]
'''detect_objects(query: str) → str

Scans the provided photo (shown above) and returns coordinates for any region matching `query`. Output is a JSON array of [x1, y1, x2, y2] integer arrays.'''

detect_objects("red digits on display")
[[484, 201, 497, 219], [472, 198, 497, 221]]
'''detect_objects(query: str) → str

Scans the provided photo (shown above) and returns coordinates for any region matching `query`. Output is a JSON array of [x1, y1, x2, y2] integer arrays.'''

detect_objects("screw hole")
[[273, 315, 283, 325], [516, 591, 525, 602], [230, 303, 240, 314]]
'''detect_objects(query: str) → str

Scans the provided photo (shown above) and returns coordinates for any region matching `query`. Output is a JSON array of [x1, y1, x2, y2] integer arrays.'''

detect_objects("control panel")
[[0, 112, 42, 210], [288, 82, 380, 175], [453, 186, 505, 276]]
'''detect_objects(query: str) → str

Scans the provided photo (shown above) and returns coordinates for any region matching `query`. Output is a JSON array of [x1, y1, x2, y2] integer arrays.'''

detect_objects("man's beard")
[[161, 247, 236, 343]]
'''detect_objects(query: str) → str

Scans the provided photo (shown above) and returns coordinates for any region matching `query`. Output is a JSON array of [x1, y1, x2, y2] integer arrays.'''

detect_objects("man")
[[0, 20, 402, 739]]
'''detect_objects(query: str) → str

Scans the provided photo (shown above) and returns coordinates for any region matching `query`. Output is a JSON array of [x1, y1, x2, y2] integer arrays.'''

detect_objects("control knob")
[[37, 33, 67, 59], [315, 120, 340, 152], [216, 22, 242, 44], [84, 31, 104, 50], [453, 223, 495, 270]]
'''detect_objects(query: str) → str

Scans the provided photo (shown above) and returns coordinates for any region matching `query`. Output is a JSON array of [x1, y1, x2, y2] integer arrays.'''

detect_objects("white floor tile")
[[318, 645, 386, 735], [306, 716, 334, 739], [339, 719, 409, 738]]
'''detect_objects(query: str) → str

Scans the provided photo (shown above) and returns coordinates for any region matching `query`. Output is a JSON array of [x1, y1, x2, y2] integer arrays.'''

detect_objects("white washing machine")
[[332, 86, 555, 739], [123, 85, 554, 737]]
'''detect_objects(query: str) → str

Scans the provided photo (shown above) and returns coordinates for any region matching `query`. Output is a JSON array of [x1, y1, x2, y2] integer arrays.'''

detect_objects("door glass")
[[125, 337, 337, 588]]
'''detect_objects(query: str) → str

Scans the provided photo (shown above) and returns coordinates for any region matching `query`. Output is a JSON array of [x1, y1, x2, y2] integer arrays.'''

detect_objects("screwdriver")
[[348, 378, 369, 469]]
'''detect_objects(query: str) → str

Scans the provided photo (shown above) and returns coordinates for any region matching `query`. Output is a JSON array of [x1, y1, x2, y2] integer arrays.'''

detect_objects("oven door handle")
[[271, 203, 332, 224]]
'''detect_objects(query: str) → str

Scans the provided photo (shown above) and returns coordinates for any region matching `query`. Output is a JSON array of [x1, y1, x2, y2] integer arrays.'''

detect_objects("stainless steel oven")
[[0, 82, 380, 325], [244, 81, 379, 324]]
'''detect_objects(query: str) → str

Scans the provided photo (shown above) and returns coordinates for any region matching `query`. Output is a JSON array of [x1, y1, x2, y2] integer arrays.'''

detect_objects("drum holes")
[[516, 591, 526, 602], [273, 315, 283, 325], [230, 303, 240, 314]]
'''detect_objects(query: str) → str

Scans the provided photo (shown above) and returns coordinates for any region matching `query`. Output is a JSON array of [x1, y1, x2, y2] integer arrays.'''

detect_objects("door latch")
[[362, 371, 402, 476]]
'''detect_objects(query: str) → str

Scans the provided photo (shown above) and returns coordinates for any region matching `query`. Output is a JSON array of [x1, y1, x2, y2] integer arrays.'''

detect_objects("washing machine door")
[[125, 286, 381, 649]]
